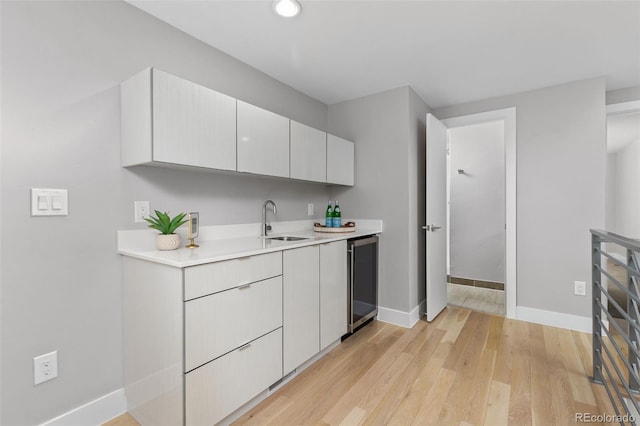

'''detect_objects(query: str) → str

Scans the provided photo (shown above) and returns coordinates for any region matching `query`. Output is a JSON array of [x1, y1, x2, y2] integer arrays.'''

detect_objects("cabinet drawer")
[[184, 251, 282, 300], [185, 276, 282, 372], [185, 328, 283, 426]]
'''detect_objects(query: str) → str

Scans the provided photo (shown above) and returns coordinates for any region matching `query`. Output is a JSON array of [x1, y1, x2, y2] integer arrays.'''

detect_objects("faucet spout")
[[262, 200, 277, 237]]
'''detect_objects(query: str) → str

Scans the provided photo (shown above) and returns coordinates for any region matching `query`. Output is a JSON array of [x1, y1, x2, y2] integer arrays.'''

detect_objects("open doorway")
[[604, 101, 640, 324], [445, 121, 506, 316]]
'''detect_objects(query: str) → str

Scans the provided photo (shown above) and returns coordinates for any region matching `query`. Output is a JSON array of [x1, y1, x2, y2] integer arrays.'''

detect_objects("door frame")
[[442, 107, 517, 319]]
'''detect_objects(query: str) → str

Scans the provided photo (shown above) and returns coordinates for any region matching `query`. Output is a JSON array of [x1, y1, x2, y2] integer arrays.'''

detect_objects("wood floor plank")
[[483, 380, 511, 426], [544, 324, 578, 425], [507, 320, 532, 425], [492, 317, 515, 385], [435, 312, 492, 425], [528, 323, 555, 426]]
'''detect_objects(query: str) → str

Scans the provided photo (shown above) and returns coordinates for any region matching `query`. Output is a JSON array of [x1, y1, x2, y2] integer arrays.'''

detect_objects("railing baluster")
[[592, 233, 604, 384], [590, 229, 640, 422], [628, 248, 640, 393]]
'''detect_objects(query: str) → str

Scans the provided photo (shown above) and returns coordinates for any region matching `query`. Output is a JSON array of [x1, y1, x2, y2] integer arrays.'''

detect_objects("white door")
[[425, 113, 448, 321]]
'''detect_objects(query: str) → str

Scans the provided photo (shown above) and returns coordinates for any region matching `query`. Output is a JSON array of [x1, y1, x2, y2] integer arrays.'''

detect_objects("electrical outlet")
[[34, 351, 58, 385], [134, 201, 150, 223], [307, 203, 314, 216], [574, 281, 586, 296]]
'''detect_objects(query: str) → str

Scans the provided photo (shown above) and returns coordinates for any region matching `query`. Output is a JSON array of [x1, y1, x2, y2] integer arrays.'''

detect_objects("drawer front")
[[185, 328, 283, 426], [184, 251, 282, 300], [185, 276, 282, 372]]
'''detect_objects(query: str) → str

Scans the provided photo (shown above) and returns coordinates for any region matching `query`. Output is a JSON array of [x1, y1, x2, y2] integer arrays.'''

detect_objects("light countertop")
[[117, 219, 382, 268]]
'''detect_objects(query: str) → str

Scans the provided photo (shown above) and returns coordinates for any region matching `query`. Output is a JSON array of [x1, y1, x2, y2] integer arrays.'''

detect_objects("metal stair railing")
[[591, 229, 640, 425]]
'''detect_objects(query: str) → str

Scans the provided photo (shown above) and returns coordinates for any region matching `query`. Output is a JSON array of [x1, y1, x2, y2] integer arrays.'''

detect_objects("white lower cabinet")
[[283, 246, 320, 374], [124, 239, 354, 425], [185, 328, 283, 426], [185, 276, 283, 372], [320, 240, 348, 350]]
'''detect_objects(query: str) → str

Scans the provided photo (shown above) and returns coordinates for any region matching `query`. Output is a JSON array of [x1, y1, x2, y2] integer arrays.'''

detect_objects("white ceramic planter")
[[156, 233, 181, 251]]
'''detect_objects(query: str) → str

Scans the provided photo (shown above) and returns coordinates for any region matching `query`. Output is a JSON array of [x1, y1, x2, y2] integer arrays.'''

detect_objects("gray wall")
[[606, 87, 640, 105], [327, 86, 430, 314], [435, 78, 606, 318], [614, 140, 640, 239], [1, 1, 330, 424], [408, 89, 429, 310], [448, 121, 505, 283]]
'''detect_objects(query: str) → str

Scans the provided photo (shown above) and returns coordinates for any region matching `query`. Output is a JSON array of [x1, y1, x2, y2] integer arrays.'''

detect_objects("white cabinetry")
[[290, 120, 326, 183], [320, 240, 348, 350], [283, 246, 320, 374], [327, 134, 355, 186], [124, 252, 283, 426], [237, 100, 290, 178], [121, 68, 236, 170]]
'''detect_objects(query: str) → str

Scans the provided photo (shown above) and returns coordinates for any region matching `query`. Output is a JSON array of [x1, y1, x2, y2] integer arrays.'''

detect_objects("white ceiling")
[[608, 111, 640, 153], [127, 0, 640, 108]]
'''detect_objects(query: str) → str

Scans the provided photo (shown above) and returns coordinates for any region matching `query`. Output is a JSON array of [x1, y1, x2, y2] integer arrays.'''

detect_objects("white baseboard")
[[40, 388, 126, 426], [378, 302, 424, 328], [516, 306, 592, 333]]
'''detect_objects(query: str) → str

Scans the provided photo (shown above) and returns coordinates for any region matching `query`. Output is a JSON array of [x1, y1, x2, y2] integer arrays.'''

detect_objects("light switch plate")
[[31, 189, 68, 216]]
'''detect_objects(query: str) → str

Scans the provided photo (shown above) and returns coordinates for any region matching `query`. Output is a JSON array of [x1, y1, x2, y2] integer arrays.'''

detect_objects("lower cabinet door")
[[185, 328, 283, 426]]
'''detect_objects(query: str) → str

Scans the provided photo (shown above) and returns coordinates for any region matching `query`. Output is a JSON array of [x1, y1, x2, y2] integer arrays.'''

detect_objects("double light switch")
[[31, 188, 68, 216]]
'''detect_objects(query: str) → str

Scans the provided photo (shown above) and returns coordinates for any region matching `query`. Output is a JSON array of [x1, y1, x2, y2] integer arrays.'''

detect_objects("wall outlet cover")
[[307, 203, 314, 216], [34, 350, 58, 385], [134, 201, 150, 223], [574, 281, 587, 296]]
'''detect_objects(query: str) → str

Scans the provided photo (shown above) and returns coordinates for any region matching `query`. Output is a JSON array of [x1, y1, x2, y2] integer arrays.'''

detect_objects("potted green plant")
[[144, 210, 188, 251]]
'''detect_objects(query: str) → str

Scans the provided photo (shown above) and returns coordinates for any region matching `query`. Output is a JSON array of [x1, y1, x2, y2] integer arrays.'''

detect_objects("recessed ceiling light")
[[273, 0, 301, 18]]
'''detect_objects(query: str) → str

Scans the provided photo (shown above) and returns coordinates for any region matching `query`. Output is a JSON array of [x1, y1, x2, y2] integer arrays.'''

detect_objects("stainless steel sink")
[[267, 236, 309, 241]]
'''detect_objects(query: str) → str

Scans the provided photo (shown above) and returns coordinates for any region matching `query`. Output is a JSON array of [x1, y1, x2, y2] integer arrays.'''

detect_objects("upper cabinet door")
[[327, 134, 355, 186], [152, 69, 237, 170], [290, 121, 326, 183], [237, 101, 290, 178]]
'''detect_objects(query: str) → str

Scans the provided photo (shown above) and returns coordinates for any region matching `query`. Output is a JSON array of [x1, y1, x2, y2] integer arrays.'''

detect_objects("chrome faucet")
[[262, 200, 277, 237]]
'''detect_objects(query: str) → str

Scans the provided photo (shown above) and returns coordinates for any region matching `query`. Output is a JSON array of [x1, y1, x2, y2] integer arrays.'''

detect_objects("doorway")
[[445, 121, 506, 316], [440, 108, 517, 319]]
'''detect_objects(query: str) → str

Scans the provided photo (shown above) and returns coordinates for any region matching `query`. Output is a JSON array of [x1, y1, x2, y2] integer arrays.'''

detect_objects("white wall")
[[448, 121, 505, 283], [327, 86, 430, 315], [435, 78, 606, 318], [614, 139, 640, 239], [1, 2, 330, 424]]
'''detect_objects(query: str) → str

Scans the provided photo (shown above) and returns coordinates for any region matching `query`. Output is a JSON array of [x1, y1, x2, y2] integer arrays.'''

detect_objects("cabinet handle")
[[238, 342, 252, 351], [237, 283, 252, 290], [237, 256, 252, 261]]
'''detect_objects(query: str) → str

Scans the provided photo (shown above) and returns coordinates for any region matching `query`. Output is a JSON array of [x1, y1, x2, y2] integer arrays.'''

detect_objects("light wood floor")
[[107, 307, 616, 426]]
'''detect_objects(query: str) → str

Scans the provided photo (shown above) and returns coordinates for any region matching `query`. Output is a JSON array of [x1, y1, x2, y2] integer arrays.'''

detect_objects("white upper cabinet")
[[237, 101, 290, 178], [290, 121, 326, 183], [121, 68, 236, 170], [327, 134, 355, 186]]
